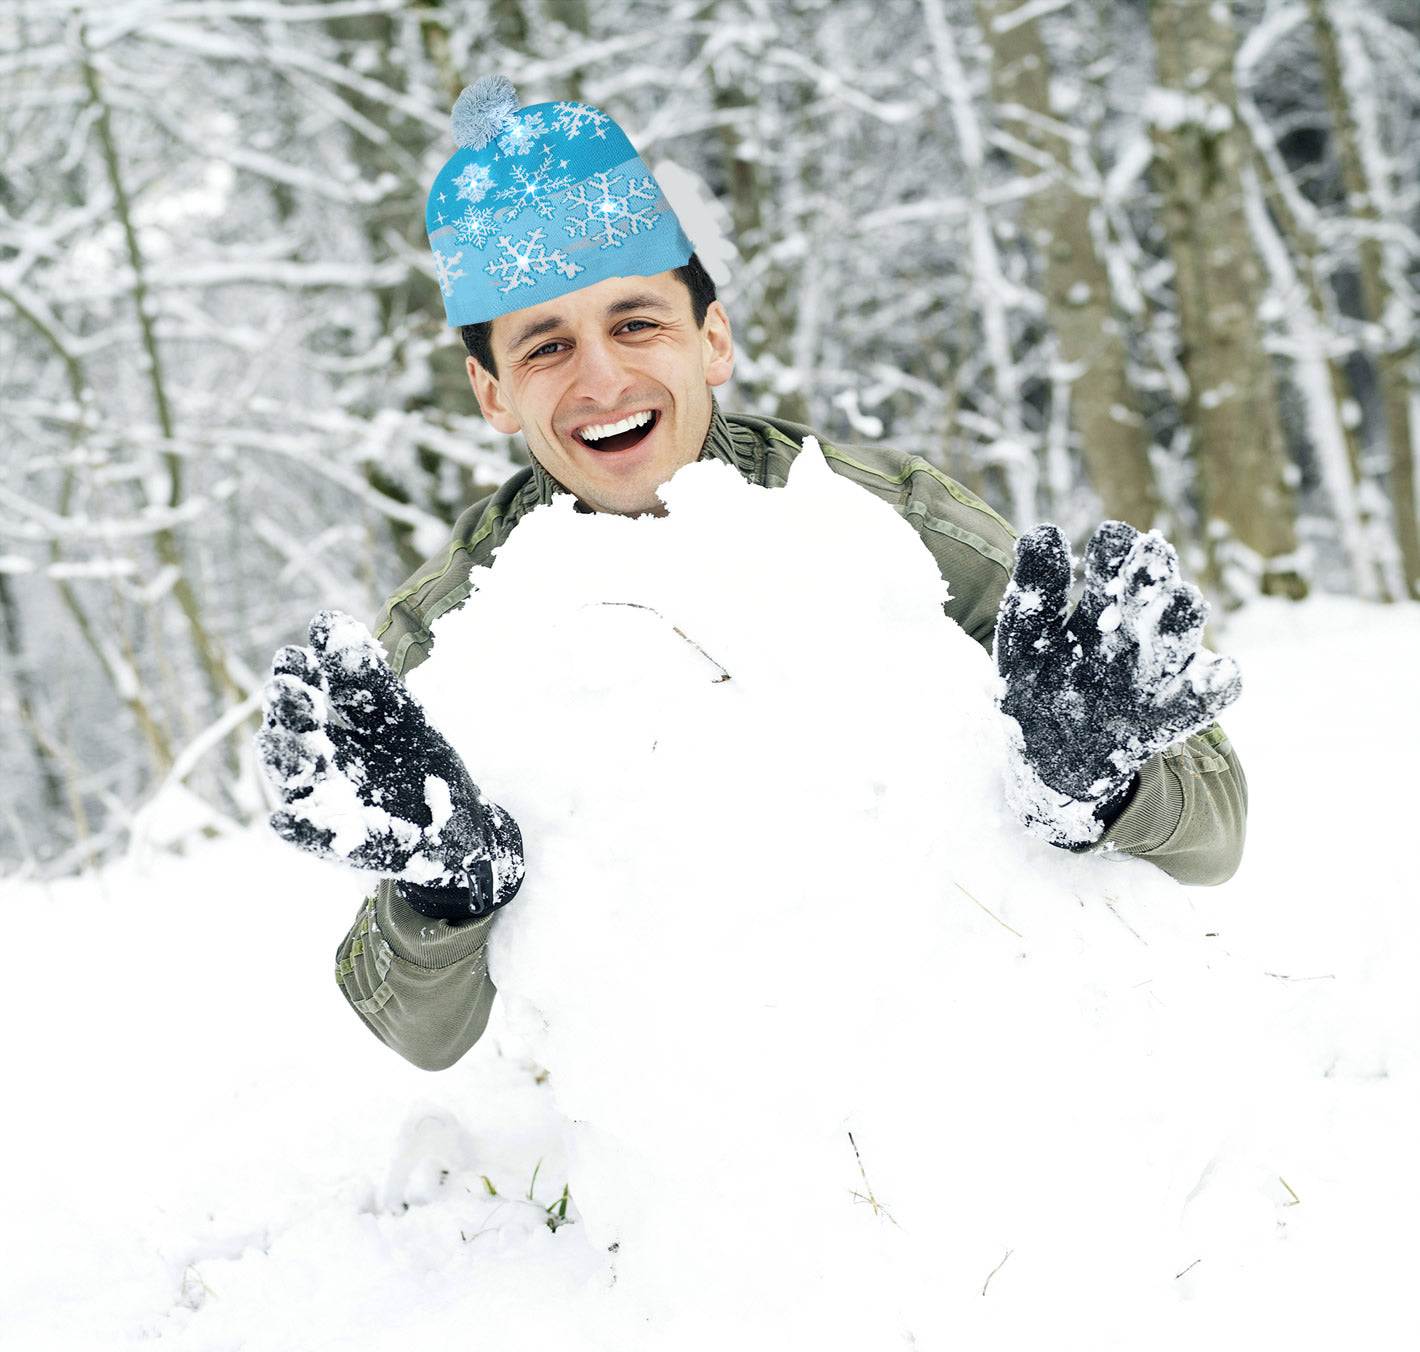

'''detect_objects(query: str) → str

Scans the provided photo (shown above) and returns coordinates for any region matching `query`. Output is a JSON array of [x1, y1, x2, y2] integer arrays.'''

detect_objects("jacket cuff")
[[1095, 750, 1184, 856], [374, 878, 494, 968]]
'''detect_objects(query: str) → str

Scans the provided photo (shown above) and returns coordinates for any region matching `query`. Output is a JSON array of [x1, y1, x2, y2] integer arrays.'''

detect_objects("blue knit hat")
[[426, 76, 696, 327]]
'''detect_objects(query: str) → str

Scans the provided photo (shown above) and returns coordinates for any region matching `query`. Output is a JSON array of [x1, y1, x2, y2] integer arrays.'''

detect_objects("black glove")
[[256, 610, 524, 920], [995, 521, 1241, 847]]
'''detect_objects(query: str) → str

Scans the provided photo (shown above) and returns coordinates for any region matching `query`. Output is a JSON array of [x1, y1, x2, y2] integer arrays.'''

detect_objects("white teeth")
[[579, 410, 654, 443]]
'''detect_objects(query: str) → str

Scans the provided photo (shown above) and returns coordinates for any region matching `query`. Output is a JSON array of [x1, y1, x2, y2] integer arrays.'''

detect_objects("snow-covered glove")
[[256, 610, 524, 921], [994, 521, 1242, 848]]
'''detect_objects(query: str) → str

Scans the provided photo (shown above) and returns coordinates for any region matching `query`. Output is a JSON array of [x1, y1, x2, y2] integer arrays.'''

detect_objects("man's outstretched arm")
[[885, 458, 1248, 887], [258, 607, 521, 1070]]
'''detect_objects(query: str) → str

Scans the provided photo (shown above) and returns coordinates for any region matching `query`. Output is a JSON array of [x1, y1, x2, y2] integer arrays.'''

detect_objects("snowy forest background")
[[2, 0, 1418, 879]]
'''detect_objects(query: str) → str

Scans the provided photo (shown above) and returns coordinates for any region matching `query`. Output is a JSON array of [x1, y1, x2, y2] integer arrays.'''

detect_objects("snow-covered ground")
[[2, 454, 1416, 1350]]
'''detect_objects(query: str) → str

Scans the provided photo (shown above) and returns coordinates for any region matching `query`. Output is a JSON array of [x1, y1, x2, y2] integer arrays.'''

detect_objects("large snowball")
[[408, 444, 1290, 1348]]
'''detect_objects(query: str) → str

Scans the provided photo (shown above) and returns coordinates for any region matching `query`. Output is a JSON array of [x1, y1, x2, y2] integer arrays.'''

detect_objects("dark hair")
[[460, 252, 718, 380]]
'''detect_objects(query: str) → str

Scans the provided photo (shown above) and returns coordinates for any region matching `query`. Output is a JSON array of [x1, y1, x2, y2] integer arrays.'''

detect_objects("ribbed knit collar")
[[524, 397, 764, 511], [700, 397, 767, 483]]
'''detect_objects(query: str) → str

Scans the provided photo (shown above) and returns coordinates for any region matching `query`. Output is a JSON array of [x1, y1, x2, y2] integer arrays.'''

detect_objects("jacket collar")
[[524, 397, 765, 511]]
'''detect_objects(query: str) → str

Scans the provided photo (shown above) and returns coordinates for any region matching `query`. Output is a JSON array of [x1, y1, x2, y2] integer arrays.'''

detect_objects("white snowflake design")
[[453, 206, 496, 248], [485, 227, 584, 295], [497, 111, 547, 158], [561, 171, 661, 249], [453, 162, 493, 204], [432, 247, 466, 297], [551, 101, 610, 140], [496, 153, 577, 222]]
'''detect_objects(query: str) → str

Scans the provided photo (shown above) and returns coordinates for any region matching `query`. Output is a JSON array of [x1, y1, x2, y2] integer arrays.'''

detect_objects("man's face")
[[468, 271, 735, 516]]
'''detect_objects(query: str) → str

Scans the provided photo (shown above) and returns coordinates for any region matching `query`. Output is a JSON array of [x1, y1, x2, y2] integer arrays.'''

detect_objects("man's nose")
[[570, 333, 634, 406]]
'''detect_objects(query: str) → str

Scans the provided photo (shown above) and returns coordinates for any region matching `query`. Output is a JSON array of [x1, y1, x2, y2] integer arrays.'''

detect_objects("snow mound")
[[405, 444, 1299, 1347]]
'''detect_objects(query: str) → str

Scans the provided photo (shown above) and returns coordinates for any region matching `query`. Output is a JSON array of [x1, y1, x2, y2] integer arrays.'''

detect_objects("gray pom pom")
[[451, 75, 520, 150]]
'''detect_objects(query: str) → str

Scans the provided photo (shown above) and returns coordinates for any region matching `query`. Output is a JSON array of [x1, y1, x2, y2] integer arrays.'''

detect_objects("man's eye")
[[619, 320, 655, 334], [528, 341, 565, 358]]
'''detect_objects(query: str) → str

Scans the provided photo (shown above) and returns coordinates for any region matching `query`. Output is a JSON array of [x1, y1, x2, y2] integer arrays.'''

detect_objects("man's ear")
[[701, 300, 735, 388], [467, 356, 521, 434]]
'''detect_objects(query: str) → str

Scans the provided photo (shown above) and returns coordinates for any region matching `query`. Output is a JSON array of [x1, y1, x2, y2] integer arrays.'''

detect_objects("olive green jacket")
[[335, 404, 1247, 1069]]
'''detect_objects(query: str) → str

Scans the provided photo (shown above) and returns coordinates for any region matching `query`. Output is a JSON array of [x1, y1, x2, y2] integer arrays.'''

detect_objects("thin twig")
[[587, 602, 732, 682], [981, 1248, 1013, 1295], [1175, 1258, 1202, 1279], [1279, 1177, 1301, 1206], [181, 1263, 217, 1304], [1103, 896, 1147, 945], [954, 881, 1022, 937], [670, 625, 731, 682], [1265, 972, 1336, 982], [847, 1132, 899, 1227]]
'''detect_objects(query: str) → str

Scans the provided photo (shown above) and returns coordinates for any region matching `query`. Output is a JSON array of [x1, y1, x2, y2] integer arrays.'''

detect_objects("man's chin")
[[575, 454, 682, 516], [584, 483, 671, 517]]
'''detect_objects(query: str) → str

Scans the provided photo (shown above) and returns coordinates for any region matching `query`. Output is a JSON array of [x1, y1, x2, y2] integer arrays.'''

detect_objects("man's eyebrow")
[[505, 314, 565, 355], [604, 293, 675, 318]]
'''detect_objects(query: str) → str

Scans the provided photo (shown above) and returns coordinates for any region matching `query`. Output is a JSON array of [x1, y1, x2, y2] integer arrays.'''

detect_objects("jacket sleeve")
[[335, 883, 499, 1071], [331, 566, 502, 1071], [1094, 722, 1247, 886]]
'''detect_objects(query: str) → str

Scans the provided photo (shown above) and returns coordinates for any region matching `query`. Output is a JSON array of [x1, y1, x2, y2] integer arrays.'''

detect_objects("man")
[[258, 78, 1246, 1071]]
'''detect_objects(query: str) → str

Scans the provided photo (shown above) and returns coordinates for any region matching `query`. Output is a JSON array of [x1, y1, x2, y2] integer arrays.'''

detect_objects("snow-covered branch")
[[0, 479, 237, 544]]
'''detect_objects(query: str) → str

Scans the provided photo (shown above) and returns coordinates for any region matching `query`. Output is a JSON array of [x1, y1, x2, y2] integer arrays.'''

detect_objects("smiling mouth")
[[574, 410, 659, 454]]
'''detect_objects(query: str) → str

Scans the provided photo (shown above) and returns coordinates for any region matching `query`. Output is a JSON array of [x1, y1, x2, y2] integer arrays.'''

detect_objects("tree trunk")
[[976, 0, 1160, 532], [923, 0, 1036, 526], [1307, 0, 1420, 599], [1238, 87, 1386, 598], [710, 46, 813, 426], [1147, 0, 1306, 600], [80, 31, 240, 712], [0, 573, 65, 820]]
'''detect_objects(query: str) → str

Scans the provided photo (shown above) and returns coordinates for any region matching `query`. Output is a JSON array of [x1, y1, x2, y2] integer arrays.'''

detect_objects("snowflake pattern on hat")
[[453, 162, 493, 204], [496, 153, 577, 224], [497, 111, 546, 158], [426, 77, 695, 326], [563, 171, 661, 249], [485, 228, 584, 295], [453, 206, 496, 248], [432, 248, 466, 297], [551, 100, 610, 139]]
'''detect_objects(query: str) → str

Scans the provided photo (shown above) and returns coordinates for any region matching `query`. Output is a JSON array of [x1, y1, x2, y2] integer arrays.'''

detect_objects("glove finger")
[[997, 525, 1072, 676], [272, 643, 321, 686], [270, 809, 335, 855], [1107, 534, 1200, 679], [1140, 652, 1243, 756], [1074, 522, 1144, 644], [1151, 585, 1208, 676], [308, 609, 386, 669], [1117, 532, 1181, 609], [309, 609, 411, 729], [1011, 525, 1073, 613], [309, 610, 386, 690], [348, 823, 424, 876], [1185, 650, 1243, 716], [256, 724, 328, 796], [261, 673, 322, 733], [1158, 583, 1206, 639], [1082, 521, 1142, 597], [307, 609, 348, 655]]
